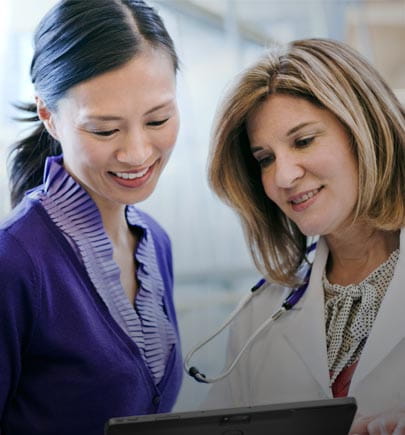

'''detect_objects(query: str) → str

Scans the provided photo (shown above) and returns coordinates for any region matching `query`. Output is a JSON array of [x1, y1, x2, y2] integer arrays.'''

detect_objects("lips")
[[112, 167, 149, 180], [108, 162, 156, 188], [287, 187, 324, 212], [289, 187, 322, 205]]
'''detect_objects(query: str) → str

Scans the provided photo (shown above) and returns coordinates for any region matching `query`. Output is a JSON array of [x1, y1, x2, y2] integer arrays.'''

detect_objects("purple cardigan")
[[0, 177, 183, 434]]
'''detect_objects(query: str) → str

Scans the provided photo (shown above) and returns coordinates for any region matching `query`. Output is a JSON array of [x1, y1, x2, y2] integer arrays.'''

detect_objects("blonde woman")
[[204, 39, 405, 434]]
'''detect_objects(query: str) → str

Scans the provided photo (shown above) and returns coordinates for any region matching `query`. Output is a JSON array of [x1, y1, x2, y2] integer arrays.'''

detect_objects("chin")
[[128, 188, 156, 205], [301, 231, 319, 237], [296, 224, 322, 237]]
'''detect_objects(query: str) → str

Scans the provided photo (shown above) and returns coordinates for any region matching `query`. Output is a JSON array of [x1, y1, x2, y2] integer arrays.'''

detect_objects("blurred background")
[[0, 0, 404, 411]]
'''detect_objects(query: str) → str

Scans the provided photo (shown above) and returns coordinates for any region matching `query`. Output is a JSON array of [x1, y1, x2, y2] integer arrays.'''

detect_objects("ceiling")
[[156, 0, 405, 43], [154, 0, 405, 90]]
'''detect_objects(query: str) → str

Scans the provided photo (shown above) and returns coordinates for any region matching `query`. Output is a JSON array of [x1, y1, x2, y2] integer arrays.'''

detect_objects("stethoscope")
[[184, 241, 317, 384]]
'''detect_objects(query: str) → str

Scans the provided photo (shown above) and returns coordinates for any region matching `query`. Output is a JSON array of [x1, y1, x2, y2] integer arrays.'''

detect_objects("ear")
[[35, 96, 60, 140]]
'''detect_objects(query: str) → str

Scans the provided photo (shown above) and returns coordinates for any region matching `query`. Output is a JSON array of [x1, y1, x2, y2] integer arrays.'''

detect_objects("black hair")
[[9, 0, 178, 207]]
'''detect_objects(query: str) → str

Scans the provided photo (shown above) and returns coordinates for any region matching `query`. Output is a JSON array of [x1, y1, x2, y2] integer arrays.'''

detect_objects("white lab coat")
[[203, 229, 405, 415]]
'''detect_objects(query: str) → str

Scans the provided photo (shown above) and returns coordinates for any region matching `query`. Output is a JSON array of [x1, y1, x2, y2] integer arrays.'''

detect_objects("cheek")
[[171, 123, 180, 146], [82, 148, 107, 167], [161, 118, 180, 152], [66, 139, 105, 169], [338, 154, 358, 202]]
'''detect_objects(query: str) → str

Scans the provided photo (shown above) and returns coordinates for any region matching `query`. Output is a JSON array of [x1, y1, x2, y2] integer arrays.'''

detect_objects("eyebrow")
[[83, 100, 175, 122], [286, 121, 318, 137], [250, 121, 319, 152], [84, 115, 123, 121], [144, 101, 174, 116]]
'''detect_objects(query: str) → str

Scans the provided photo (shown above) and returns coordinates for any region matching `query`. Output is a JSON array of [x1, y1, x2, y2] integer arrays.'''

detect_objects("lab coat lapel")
[[282, 238, 332, 397], [350, 229, 405, 391]]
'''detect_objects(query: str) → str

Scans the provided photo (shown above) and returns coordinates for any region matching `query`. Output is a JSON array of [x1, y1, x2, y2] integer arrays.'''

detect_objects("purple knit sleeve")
[[0, 231, 41, 418]]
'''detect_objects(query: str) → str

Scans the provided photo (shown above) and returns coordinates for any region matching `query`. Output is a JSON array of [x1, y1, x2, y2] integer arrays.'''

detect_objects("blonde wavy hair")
[[209, 38, 405, 286]]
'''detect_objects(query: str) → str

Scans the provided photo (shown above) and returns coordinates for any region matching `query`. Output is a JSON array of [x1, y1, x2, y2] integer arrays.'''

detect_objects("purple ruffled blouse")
[[34, 155, 177, 384]]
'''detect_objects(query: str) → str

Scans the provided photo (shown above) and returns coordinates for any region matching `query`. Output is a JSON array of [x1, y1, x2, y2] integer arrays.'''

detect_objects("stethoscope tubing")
[[184, 283, 275, 383], [184, 242, 317, 384]]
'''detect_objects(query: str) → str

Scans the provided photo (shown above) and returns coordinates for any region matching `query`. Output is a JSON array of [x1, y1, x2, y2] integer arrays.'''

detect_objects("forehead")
[[248, 95, 315, 127], [58, 48, 177, 115], [247, 94, 335, 142]]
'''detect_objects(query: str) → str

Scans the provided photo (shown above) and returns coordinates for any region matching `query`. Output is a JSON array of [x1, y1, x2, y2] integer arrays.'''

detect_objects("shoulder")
[[1, 195, 50, 234], [250, 280, 290, 314], [0, 230, 38, 286], [229, 280, 288, 329], [0, 197, 59, 254], [0, 202, 44, 330], [0, 199, 42, 251], [0, 199, 52, 285], [0, 197, 72, 296]]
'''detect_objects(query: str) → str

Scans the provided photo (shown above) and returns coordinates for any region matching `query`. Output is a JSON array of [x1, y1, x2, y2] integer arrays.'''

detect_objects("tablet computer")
[[105, 397, 357, 435]]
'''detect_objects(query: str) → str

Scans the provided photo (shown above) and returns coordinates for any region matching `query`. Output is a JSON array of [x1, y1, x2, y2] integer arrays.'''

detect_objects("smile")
[[289, 187, 323, 205], [108, 162, 157, 189], [112, 168, 149, 179]]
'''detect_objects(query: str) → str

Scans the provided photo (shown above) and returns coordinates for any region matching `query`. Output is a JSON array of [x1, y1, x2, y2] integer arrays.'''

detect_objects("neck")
[[325, 225, 399, 286], [98, 202, 129, 246]]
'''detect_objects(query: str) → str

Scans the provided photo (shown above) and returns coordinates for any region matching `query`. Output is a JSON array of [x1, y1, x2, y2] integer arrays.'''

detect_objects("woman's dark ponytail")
[[9, 104, 61, 208], [8, 0, 178, 208]]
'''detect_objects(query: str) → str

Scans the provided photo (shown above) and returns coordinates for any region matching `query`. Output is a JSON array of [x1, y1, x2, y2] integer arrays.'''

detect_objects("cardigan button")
[[152, 395, 161, 406]]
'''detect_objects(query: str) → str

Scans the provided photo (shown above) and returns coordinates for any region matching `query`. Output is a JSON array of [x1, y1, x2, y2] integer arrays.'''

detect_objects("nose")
[[115, 130, 153, 166], [272, 153, 305, 188]]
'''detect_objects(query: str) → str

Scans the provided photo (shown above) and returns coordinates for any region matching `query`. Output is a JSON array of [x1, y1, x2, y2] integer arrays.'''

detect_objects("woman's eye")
[[256, 155, 275, 168], [147, 118, 169, 127], [92, 129, 118, 137], [295, 136, 314, 147]]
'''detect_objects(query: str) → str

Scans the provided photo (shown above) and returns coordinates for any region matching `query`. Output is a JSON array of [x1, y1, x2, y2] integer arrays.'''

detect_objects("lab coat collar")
[[282, 237, 333, 397], [350, 228, 405, 392]]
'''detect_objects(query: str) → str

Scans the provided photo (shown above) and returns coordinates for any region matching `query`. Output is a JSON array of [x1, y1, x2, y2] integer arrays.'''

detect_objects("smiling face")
[[38, 47, 179, 214], [247, 94, 359, 238]]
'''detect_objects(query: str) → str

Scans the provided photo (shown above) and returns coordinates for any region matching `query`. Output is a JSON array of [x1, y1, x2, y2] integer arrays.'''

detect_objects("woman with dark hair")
[[0, 1, 182, 434], [202, 38, 405, 434]]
